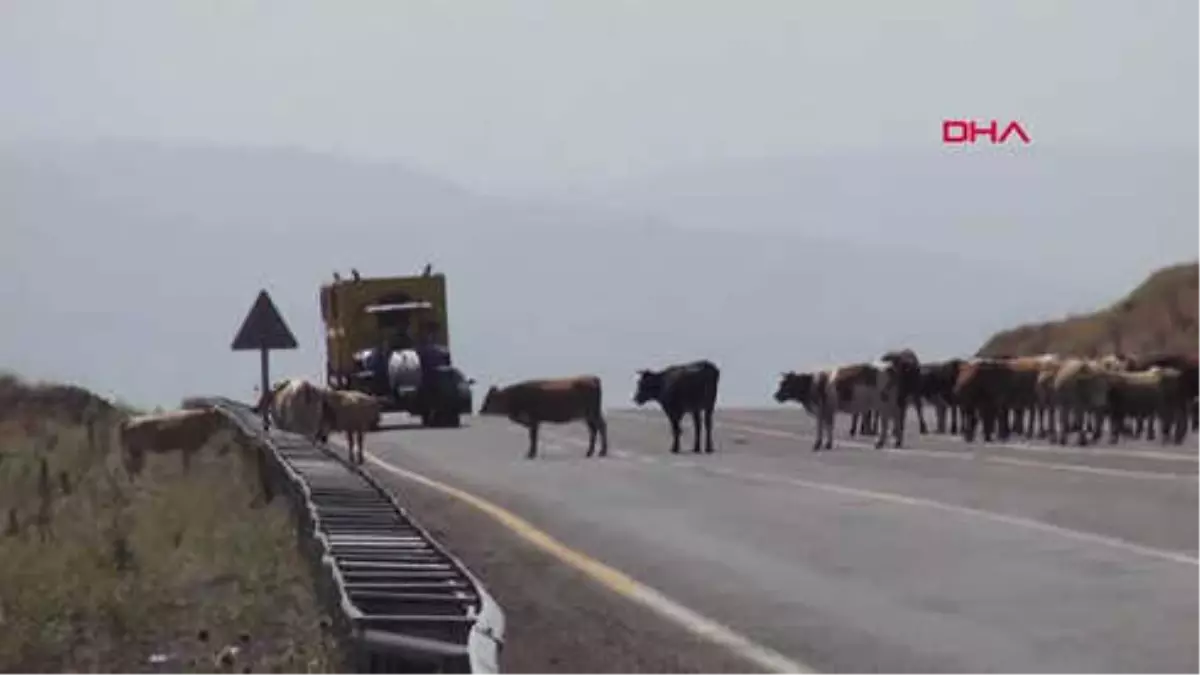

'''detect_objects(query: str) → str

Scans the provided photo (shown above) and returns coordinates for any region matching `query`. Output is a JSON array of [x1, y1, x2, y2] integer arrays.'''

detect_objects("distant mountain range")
[[1, 140, 1191, 407]]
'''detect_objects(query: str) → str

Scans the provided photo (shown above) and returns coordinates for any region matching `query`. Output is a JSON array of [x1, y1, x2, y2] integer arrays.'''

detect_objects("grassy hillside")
[[0, 374, 339, 672], [978, 262, 1199, 357]]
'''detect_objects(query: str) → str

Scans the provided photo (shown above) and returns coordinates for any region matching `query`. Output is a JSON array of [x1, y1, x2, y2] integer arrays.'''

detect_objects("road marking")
[[683, 463, 1199, 567], [535, 430, 1199, 567], [363, 451, 814, 674], [607, 412, 1197, 481], [670, 410, 1199, 463]]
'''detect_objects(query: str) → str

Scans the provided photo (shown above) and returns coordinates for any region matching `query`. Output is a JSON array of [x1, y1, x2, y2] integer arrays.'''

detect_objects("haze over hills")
[[0, 140, 1189, 408], [557, 148, 1198, 286]]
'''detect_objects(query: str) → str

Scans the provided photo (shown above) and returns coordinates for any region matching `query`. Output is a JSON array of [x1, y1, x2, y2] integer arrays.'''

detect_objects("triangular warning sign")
[[231, 290, 298, 351]]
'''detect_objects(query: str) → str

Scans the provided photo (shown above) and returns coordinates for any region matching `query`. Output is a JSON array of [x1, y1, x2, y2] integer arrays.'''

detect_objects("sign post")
[[231, 289, 299, 429]]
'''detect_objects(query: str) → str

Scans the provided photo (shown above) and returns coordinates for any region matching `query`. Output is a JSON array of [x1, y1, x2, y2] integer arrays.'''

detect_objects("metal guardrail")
[[184, 397, 505, 673]]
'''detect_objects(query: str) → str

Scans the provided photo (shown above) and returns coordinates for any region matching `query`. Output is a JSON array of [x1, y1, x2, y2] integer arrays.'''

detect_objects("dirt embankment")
[[978, 261, 1198, 357], [0, 374, 339, 673]]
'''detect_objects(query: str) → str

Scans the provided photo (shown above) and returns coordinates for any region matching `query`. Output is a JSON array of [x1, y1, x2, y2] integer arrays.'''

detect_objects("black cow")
[[633, 360, 720, 454], [915, 358, 964, 434], [881, 348, 922, 435]]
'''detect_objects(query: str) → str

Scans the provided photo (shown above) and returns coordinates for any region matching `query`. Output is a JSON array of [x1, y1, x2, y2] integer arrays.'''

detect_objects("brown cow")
[[479, 376, 608, 459], [119, 407, 232, 476], [953, 358, 1004, 442]]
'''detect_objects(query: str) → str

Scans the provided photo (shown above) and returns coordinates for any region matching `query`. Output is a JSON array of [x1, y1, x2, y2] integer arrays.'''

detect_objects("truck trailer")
[[319, 268, 473, 428]]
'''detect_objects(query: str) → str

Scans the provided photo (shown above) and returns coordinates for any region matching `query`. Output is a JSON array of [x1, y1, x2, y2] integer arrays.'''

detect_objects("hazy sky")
[[2, 0, 1196, 193]]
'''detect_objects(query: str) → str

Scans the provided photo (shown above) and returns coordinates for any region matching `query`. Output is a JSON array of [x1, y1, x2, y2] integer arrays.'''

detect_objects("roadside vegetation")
[[0, 374, 339, 673], [979, 261, 1199, 357]]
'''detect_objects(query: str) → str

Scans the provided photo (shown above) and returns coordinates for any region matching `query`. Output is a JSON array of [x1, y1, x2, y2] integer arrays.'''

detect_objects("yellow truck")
[[319, 268, 474, 427]]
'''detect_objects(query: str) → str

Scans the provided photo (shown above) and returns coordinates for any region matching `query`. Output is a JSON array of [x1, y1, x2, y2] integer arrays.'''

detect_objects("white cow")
[[257, 378, 329, 442]]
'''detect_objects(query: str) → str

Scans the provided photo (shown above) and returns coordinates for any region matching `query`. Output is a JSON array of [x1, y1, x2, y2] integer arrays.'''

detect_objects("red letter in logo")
[[998, 121, 1031, 144], [943, 120, 970, 143], [970, 120, 998, 144]]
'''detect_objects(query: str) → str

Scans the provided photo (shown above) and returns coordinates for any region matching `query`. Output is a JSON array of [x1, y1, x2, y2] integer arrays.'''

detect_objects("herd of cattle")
[[473, 349, 1199, 458], [775, 349, 1199, 450], [115, 379, 383, 475], [113, 349, 1199, 469]]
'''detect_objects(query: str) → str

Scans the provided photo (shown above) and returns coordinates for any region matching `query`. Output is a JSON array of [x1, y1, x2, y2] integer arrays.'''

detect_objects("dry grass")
[[0, 376, 341, 673], [978, 261, 1199, 357]]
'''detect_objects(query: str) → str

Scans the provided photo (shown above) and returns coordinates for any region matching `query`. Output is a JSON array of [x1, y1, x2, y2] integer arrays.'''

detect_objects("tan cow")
[[119, 407, 230, 476], [1050, 358, 1111, 446], [478, 376, 608, 459], [322, 389, 382, 465]]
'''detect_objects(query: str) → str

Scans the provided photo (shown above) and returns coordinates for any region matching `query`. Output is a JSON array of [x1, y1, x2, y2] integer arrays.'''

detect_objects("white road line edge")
[[528, 428, 1199, 567]]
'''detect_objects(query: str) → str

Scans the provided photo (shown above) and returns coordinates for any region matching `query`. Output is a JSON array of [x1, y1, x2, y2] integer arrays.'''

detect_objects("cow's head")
[[774, 372, 814, 405], [632, 369, 664, 406], [478, 386, 505, 415]]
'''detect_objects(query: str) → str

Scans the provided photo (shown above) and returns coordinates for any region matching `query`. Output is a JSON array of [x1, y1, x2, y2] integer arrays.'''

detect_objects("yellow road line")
[[363, 451, 815, 674]]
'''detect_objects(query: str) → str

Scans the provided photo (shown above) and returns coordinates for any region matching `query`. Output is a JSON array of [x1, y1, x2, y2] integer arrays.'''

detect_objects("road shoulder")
[[366, 461, 766, 674]]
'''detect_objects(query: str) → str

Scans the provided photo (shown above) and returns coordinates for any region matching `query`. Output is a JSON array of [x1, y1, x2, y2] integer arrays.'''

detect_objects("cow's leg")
[[874, 408, 889, 449], [691, 409, 702, 454], [998, 405, 1012, 441], [585, 419, 598, 457], [1075, 408, 1090, 446], [848, 413, 858, 437], [914, 397, 928, 435], [667, 413, 682, 454], [1175, 406, 1189, 444], [812, 408, 825, 451], [961, 406, 975, 442], [1060, 407, 1073, 445], [1190, 399, 1198, 432], [824, 409, 835, 450], [934, 401, 947, 434], [527, 423, 539, 459], [950, 405, 960, 435], [594, 415, 609, 457], [703, 406, 715, 453], [356, 431, 365, 464]]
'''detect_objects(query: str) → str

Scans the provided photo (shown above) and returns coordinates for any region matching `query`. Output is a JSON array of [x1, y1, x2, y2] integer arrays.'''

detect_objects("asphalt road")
[[362, 407, 1199, 674]]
